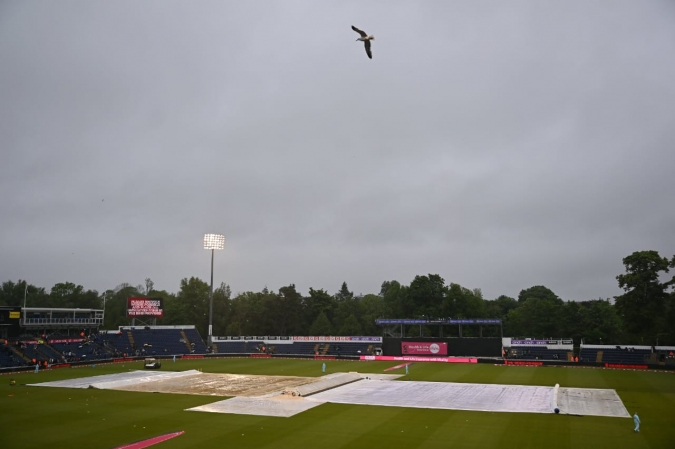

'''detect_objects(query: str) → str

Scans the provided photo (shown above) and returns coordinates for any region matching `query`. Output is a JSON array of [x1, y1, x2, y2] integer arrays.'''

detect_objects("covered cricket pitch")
[[29, 369, 630, 418]]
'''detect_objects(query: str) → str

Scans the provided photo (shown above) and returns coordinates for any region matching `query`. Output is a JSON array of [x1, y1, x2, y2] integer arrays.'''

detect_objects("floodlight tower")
[[204, 233, 225, 345]]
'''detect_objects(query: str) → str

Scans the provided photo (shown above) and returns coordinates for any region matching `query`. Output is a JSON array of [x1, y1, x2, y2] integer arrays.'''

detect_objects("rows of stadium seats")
[[0, 337, 375, 367], [11, 339, 113, 364], [214, 341, 263, 354], [508, 346, 570, 360], [21, 345, 49, 362], [50, 341, 113, 362], [92, 334, 122, 356], [216, 340, 248, 354], [22, 345, 65, 363], [92, 330, 208, 357], [275, 342, 316, 355], [214, 341, 311, 355], [41, 345, 64, 361], [0, 346, 25, 367], [327, 342, 373, 356], [183, 328, 208, 353], [129, 329, 209, 355], [130, 329, 188, 355], [579, 347, 651, 364], [212, 341, 374, 356], [100, 332, 134, 356]]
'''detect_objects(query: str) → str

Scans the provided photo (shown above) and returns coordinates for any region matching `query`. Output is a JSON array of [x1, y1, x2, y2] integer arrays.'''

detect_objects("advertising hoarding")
[[401, 341, 448, 355]]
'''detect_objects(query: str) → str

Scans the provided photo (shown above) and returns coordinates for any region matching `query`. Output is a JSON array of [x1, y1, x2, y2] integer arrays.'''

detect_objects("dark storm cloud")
[[1, 1, 674, 302]]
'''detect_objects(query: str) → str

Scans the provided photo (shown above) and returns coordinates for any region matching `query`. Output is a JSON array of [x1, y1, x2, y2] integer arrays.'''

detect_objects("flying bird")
[[352, 25, 374, 59]]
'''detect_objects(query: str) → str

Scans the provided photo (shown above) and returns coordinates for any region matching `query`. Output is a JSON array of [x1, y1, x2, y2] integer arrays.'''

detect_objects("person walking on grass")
[[322, 362, 326, 373], [633, 413, 641, 433]]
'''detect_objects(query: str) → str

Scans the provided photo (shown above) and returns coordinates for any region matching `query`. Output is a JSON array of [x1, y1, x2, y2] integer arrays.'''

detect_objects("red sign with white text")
[[361, 355, 476, 363], [401, 342, 448, 355], [604, 363, 648, 370], [48, 338, 85, 344], [127, 297, 164, 317]]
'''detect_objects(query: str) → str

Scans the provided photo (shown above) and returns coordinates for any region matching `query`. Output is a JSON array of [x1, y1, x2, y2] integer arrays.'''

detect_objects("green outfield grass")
[[1, 359, 674, 449]]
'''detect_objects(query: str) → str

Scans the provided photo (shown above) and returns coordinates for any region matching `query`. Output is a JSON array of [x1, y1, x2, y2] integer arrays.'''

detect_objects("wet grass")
[[1, 358, 673, 449]]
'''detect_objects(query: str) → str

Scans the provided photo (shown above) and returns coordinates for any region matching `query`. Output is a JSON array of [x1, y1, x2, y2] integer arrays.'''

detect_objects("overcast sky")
[[1, 1, 674, 302]]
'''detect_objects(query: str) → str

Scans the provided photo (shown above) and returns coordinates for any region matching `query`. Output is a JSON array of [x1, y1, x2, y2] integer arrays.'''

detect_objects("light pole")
[[204, 233, 225, 345], [101, 291, 110, 327], [22, 280, 28, 326]]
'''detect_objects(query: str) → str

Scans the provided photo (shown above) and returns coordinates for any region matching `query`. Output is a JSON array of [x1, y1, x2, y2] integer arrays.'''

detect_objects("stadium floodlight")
[[204, 233, 225, 250], [204, 233, 225, 344]]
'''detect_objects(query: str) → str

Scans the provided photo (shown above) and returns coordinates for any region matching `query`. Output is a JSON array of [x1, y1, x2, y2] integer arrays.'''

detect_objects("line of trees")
[[1, 251, 673, 345]]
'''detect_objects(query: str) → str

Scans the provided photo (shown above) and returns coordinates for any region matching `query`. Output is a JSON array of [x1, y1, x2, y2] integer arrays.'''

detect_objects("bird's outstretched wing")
[[352, 25, 367, 37], [364, 40, 372, 59]]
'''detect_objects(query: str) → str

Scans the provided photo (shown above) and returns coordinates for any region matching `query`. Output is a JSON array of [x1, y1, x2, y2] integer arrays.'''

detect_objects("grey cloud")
[[1, 1, 674, 301]]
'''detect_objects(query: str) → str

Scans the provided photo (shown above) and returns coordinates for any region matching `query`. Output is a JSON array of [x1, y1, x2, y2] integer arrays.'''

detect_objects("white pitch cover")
[[307, 379, 629, 417]]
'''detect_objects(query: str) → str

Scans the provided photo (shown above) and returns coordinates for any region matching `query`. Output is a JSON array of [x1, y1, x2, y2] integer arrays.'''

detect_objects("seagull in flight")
[[352, 25, 374, 59]]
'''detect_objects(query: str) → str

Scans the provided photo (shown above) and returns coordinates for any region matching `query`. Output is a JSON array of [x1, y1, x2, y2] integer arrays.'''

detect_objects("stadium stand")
[[214, 340, 263, 354], [503, 338, 573, 361], [579, 345, 652, 364], [0, 344, 26, 367], [213, 340, 250, 354], [39, 344, 65, 361], [50, 340, 113, 362], [326, 342, 373, 356], [127, 327, 206, 355], [100, 331, 134, 357], [183, 328, 208, 353], [654, 346, 675, 366], [507, 346, 570, 360], [289, 342, 316, 356], [0, 325, 384, 368], [21, 345, 47, 362], [128, 328, 197, 356], [212, 340, 375, 356]]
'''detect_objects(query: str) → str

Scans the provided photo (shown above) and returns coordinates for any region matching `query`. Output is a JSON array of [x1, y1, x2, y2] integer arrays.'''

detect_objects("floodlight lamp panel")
[[203, 233, 225, 250]]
